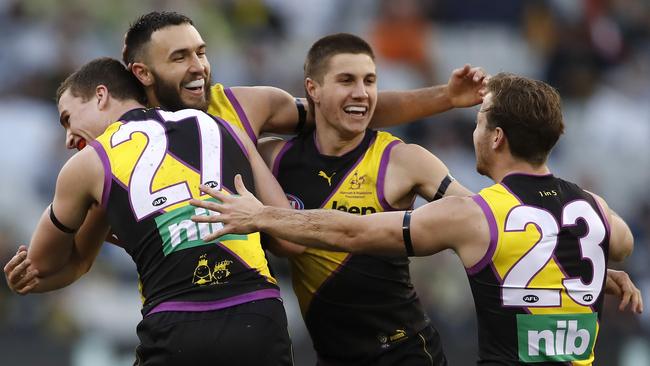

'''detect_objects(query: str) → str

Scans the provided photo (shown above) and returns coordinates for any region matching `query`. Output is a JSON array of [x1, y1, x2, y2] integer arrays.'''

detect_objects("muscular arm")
[[28, 149, 103, 275], [370, 64, 487, 128], [384, 143, 472, 209], [588, 192, 633, 261], [229, 65, 487, 136], [191, 177, 486, 263]]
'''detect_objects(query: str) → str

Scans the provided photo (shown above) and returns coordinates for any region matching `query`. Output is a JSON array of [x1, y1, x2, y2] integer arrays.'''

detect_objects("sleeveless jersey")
[[468, 173, 610, 365], [273, 129, 430, 362], [89, 108, 278, 316], [207, 83, 258, 144]]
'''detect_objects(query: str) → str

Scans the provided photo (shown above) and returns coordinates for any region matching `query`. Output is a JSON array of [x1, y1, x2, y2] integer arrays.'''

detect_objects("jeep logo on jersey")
[[516, 313, 597, 363], [331, 201, 377, 215], [155, 198, 247, 256], [286, 194, 304, 210], [523, 295, 539, 303], [152, 196, 167, 206]]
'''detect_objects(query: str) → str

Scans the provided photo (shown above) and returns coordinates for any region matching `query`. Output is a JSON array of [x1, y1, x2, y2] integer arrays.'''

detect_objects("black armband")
[[402, 210, 415, 257], [432, 175, 455, 201], [294, 98, 307, 134], [49, 204, 77, 234]]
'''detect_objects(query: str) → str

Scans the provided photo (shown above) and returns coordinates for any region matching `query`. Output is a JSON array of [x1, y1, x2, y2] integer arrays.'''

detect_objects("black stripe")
[[49, 204, 76, 234], [433, 175, 454, 201], [402, 210, 415, 256], [294, 98, 306, 134]]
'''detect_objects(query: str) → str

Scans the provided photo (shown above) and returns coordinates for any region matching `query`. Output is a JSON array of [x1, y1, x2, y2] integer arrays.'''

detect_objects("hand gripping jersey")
[[272, 129, 431, 363], [89, 108, 279, 316], [207, 83, 258, 144], [469, 173, 610, 365]]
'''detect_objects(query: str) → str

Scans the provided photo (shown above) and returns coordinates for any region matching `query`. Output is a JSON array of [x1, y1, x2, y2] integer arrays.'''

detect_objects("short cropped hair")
[[303, 33, 375, 119], [484, 73, 565, 165], [123, 11, 193, 65], [56, 57, 146, 104]]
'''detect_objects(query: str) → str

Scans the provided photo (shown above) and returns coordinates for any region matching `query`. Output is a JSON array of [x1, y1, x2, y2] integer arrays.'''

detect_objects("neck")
[[489, 156, 551, 183], [313, 110, 367, 156], [314, 124, 366, 157], [145, 88, 160, 108]]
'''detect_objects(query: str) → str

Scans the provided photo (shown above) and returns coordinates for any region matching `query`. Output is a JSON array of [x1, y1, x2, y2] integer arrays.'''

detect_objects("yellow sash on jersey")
[[291, 131, 402, 314], [207, 83, 257, 143]]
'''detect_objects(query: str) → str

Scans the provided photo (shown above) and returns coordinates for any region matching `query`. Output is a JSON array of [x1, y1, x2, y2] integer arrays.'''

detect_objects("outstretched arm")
[[190, 175, 482, 259], [230, 65, 487, 136], [370, 64, 488, 128]]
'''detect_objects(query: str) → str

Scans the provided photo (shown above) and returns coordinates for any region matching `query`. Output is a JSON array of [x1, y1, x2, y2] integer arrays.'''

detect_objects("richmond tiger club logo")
[[286, 194, 304, 210]]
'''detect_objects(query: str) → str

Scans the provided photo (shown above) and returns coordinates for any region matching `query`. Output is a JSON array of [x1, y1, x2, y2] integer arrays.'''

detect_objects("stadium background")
[[0, 0, 648, 364]]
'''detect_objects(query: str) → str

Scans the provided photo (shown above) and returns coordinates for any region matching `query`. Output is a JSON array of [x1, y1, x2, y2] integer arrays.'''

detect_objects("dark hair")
[[123, 11, 193, 65], [304, 33, 375, 119], [484, 73, 565, 165], [56, 57, 147, 104]]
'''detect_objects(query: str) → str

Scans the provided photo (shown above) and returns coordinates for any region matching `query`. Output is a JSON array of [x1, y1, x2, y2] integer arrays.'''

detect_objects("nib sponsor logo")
[[517, 313, 597, 363]]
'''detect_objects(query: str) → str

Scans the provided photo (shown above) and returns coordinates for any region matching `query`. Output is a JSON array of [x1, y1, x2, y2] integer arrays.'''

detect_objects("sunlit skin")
[[307, 53, 377, 156], [133, 23, 211, 111], [58, 90, 109, 151], [473, 92, 494, 177]]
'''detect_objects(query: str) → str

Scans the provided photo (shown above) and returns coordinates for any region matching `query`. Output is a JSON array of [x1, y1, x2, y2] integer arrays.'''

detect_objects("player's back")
[[469, 173, 610, 365], [89, 108, 279, 316]]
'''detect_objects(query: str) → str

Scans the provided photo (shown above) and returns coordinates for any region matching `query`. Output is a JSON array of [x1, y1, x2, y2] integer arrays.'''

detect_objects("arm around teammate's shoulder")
[[230, 86, 305, 136]]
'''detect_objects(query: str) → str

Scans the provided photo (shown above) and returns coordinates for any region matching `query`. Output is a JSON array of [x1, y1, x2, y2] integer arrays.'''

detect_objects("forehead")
[[148, 23, 205, 56], [323, 53, 375, 77], [58, 89, 83, 112], [479, 92, 494, 113]]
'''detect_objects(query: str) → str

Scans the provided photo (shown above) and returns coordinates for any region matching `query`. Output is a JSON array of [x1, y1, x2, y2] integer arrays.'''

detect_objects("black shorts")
[[317, 325, 447, 366], [135, 298, 293, 366]]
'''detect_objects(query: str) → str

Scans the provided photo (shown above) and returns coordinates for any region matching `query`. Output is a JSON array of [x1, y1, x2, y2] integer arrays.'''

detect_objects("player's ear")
[[96, 85, 109, 110], [131, 62, 153, 86], [492, 127, 506, 150], [305, 78, 320, 104]]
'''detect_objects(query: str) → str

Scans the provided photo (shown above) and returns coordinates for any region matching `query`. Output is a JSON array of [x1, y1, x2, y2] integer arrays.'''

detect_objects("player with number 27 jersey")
[[90, 108, 279, 316], [469, 173, 609, 365]]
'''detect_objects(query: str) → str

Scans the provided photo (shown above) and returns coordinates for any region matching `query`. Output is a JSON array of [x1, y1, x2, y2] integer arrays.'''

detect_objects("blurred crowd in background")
[[0, 0, 648, 365]]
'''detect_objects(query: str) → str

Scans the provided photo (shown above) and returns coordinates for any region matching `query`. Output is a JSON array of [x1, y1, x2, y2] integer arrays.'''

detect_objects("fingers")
[[201, 227, 231, 243], [190, 198, 224, 214], [619, 287, 632, 311], [234, 174, 250, 196], [4, 247, 39, 295], [4, 246, 27, 273], [452, 64, 471, 78], [199, 184, 228, 202]]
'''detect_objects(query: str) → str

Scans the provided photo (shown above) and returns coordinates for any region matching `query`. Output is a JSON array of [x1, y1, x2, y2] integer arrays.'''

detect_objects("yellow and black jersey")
[[207, 83, 258, 144], [469, 173, 610, 365], [273, 128, 430, 362], [89, 108, 278, 316]]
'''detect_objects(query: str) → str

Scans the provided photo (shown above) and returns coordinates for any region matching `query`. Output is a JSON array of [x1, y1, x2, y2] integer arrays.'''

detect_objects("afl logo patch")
[[152, 196, 167, 206], [523, 295, 539, 303], [286, 194, 304, 210]]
